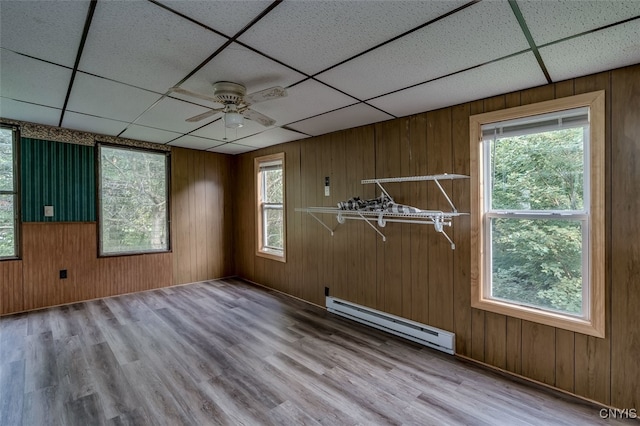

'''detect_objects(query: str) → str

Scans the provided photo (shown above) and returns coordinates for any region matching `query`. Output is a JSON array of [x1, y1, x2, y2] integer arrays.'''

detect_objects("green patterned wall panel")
[[21, 138, 95, 222]]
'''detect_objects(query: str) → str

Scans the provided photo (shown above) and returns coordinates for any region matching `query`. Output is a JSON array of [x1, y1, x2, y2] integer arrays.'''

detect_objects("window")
[[255, 153, 285, 261], [98, 144, 169, 255], [0, 125, 18, 259], [470, 91, 605, 337]]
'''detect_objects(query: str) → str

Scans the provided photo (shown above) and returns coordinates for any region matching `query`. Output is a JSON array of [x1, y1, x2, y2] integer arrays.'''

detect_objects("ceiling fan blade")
[[242, 109, 276, 127], [185, 109, 223, 123], [170, 86, 219, 104], [244, 86, 287, 105]]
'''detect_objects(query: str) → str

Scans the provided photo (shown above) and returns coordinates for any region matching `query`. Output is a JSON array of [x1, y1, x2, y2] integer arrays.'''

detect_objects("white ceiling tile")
[[0, 98, 60, 126], [288, 104, 393, 137], [78, 1, 227, 92], [168, 135, 222, 150], [66, 73, 161, 123], [62, 112, 128, 137], [237, 127, 309, 148], [173, 42, 305, 107], [0, 1, 90, 67], [119, 125, 182, 144], [208, 143, 253, 155], [135, 97, 216, 134], [158, 1, 269, 37], [316, 1, 530, 100], [519, 0, 640, 46], [250, 79, 356, 126], [0, 50, 71, 109], [192, 116, 265, 141], [239, 0, 469, 74], [368, 53, 547, 118], [541, 21, 640, 82]]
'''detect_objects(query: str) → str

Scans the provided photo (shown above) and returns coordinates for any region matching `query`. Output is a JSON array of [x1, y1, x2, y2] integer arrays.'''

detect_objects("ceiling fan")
[[169, 81, 287, 128]]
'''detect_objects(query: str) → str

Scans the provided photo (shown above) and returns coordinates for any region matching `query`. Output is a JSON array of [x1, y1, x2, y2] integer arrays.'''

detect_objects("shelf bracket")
[[307, 212, 335, 236], [433, 177, 457, 213], [358, 212, 386, 241]]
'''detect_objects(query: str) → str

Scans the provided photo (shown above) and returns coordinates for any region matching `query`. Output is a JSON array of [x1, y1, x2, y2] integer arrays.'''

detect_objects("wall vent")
[[326, 296, 455, 355]]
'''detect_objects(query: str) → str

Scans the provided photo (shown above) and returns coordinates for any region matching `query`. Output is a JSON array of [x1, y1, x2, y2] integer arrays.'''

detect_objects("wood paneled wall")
[[235, 64, 640, 410], [171, 147, 235, 285], [21, 223, 172, 311], [0, 145, 235, 315]]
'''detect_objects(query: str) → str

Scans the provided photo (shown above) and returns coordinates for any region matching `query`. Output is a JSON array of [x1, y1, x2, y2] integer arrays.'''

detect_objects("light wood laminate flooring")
[[0, 278, 626, 425]]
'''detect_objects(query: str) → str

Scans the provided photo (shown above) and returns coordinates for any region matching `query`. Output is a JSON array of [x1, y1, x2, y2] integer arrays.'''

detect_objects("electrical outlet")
[[59, 269, 67, 279], [44, 205, 54, 217]]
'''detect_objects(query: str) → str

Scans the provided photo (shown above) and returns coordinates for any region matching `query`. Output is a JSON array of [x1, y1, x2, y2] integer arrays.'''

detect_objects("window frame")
[[97, 143, 171, 257], [255, 152, 286, 262], [469, 91, 605, 338], [0, 124, 20, 260]]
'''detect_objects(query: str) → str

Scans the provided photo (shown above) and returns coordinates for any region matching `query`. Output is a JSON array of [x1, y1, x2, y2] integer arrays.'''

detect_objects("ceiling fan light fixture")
[[224, 111, 244, 128]]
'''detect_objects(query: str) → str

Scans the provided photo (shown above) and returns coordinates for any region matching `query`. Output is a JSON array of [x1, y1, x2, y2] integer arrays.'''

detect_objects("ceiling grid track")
[[58, 0, 97, 127], [508, 0, 552, 84]]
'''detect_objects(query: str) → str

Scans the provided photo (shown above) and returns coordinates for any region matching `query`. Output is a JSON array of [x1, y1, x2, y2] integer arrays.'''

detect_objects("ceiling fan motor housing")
[[212, 81, 246, 104]]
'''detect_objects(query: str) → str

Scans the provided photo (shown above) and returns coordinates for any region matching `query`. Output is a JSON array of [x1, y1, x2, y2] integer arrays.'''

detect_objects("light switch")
[[44, 205, 54, 217], [324, 176, 330, 197]]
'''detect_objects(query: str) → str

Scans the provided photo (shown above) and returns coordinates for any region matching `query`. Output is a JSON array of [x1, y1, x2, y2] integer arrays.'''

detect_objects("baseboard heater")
[[326, 296, 455, 355]]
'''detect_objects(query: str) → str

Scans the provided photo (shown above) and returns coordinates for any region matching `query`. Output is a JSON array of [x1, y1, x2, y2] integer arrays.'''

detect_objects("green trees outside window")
[[99, 145, 169, 255], [487, 127, 586, 316], [0, 126, 17, 258]]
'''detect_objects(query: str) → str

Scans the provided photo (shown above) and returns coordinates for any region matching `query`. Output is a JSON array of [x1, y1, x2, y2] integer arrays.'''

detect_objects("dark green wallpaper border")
[[21, 138, 95, 222]]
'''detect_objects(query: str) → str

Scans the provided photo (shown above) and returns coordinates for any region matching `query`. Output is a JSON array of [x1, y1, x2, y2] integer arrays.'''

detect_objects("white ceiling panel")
[[173, 42, 305, 107], [168, 135, 222, 150], [540, 21, 640, 82], [62, 112, 128, 137], [368, 53, 547, 118], [135, 97, 216, 134], [0, 50, 71, 109], [317, 1, 530, 100], [78, 1, 227, 92], [239, 0, 469, 75], [250, 79, 356, 126], [192, 116, 266, 141], [208, 143, 253, 155], [288, 104, 393, 137], [237, 127, 310, 148], [0, 98, 60, 127], [119, 125, 182, 145], [66, 73, 161, 123], [519, 1, 640, 46], [0, 1, 90, 67], [158, 1, 268, 37]]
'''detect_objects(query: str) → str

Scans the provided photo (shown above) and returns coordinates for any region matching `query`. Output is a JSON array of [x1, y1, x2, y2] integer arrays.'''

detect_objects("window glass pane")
[[490, 127, 584, 211], [0, 194, 15, 257], [264, 208, 283, 250], [263, 167, 282, 204], [100, 146, 168, 254], [490, 217, 583, 316], [0, 128, 13, 191]]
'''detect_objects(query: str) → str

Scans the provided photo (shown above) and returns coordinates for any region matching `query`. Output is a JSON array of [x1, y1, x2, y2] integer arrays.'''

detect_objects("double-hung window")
[[0, 125, 18, 259], [98, 144, 170, 256], [470, 91, 605, 337], [255, 153, 285, 261]]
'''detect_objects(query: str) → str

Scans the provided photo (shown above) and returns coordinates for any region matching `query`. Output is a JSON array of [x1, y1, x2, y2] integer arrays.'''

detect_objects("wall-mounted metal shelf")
[[296, 173, 469, 249]]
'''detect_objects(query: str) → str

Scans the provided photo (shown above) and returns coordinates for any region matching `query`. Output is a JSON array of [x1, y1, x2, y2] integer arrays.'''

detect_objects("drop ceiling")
[[1, 0, 639, 155]]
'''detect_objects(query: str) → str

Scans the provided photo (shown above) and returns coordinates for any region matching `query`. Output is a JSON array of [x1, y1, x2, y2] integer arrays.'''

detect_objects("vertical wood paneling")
[[171, 147, 234, 285], [451, 103, 472, 356], [409, 114, 430, 325], [610, 65, 640, 410], [233, 64, 640, 410], [0, 260, 23, 315], [521, 321, 556, 386], [426, 109, 454, 331], [484, 312, 507, 370]]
